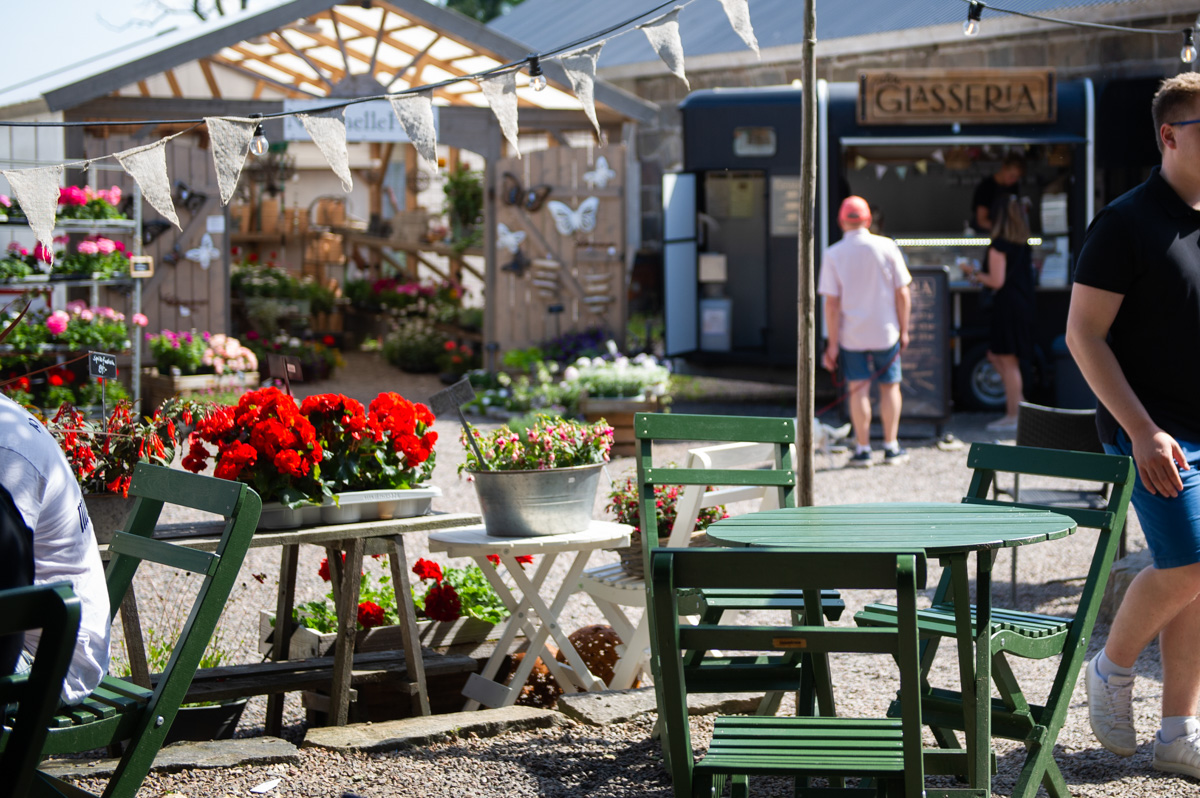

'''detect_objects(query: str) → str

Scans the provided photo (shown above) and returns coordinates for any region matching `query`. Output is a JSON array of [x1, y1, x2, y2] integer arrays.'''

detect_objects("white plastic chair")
[[578, 441, 783, 689]]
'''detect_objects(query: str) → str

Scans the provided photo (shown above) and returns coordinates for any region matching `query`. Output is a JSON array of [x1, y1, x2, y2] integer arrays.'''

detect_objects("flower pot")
[[142, 368, 260, 410], [469, 463, 604, 537], [320, 486, 442, 524], [83, 493, 136, 544], [580, 395, 659, 457], [162, 697, 248, 744], [258, 611, 494, 659]]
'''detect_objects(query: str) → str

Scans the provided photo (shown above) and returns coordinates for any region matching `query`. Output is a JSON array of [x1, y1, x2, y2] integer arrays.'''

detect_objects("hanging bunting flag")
[[298, 109, 352, 193], [896, 165, 908, 181], [716, 0, 759, 57], [480, 71, 521, 158], [875, 164, 888, 180], [639, 7, 689, 89], [114, 139, 181, 230], [205, 117, 258, 205], [2, 164, 63, 255], [389, 92, 438, 171], [931, 148, 946, 164], [852, 154, 869, 171], [914, 159, 929, 175], [561, 43, 605, 139]]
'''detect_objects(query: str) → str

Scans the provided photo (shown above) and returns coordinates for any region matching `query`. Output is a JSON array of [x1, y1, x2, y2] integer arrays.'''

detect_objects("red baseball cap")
[[838, 195, 872, 226]]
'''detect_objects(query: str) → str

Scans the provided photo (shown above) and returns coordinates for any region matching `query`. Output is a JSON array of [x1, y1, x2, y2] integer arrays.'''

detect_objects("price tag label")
[[129, 255, 154, 278], [267, 354, 303, 382], [88, 351, 118, 379]]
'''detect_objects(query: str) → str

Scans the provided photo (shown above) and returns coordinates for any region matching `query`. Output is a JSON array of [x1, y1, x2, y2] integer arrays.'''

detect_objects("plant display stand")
[[580, 395, 659, 457], [142, 368, 260, 409]]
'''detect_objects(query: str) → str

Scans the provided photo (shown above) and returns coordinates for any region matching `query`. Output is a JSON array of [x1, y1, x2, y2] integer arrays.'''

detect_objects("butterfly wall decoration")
[[497, 223, 526, 254], [502, 172, 552, 212], [583, 156, 616, 189], [546, 197, 600, 236]]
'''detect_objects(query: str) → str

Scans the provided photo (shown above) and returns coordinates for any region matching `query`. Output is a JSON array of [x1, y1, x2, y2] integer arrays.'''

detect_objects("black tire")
[[955, 343, 1007, 412]]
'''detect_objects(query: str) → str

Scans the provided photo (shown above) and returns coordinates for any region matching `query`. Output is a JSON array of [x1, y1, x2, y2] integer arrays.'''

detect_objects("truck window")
[[733, 127, 776, 157]]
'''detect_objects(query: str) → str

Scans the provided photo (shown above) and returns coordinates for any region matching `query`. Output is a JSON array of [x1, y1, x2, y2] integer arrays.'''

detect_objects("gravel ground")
[[65, 352, 1191, 797]]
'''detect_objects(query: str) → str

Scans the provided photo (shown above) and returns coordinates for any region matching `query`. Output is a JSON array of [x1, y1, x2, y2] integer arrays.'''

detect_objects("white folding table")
[[427, 520, 631, 710]]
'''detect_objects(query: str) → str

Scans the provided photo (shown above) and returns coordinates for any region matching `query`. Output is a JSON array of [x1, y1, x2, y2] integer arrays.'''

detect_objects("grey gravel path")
[[65, 352, 1191, 797]]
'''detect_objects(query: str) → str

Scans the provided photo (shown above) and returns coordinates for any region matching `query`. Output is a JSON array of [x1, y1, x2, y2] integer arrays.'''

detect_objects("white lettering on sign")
[[282, 100, 440, 143], [89, 352, 118, 378]]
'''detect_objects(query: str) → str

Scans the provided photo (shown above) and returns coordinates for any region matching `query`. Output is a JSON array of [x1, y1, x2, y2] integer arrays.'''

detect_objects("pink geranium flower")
[[77, 240, 99, 255], [0, 195, 11, 208], [132, 313, 148, 327], [46, 310, 70, 336], [95, 238, 116, 254], [58, 186, 86, 206], [33, 243, 53, 263]]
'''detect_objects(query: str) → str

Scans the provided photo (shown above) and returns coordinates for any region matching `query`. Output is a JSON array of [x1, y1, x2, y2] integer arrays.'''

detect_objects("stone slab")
[[302, 705, 572, 752], [556, 687, 762, 726], [40, 736, 299, 779]]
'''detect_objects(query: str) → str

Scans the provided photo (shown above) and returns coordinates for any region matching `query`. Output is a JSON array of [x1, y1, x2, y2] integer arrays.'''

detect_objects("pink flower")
[[58, 186, 86, 206], [76, 240, 99, 255], [132, 313, 148, 327], [0, 195, 10, 208], [79, 309, 94, 322], [95, 238, 116, 254], [46, 310, 69, 335], [33, 243, 53, 263]]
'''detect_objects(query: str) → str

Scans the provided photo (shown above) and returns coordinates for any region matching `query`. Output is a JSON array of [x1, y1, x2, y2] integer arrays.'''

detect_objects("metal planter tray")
[[258, 502, 322, 530], [320, 485, 442, 525]]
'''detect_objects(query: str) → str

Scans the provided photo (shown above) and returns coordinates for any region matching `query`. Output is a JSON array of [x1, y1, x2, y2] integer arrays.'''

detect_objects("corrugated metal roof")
[[490, 0, 1154, 69]]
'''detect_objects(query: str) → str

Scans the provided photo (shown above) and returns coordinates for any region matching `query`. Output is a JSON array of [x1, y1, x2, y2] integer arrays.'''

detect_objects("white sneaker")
[[1085, 655, 1137, 756], [985, 416, 1019, 433], [1154, 721, 1200, 779]]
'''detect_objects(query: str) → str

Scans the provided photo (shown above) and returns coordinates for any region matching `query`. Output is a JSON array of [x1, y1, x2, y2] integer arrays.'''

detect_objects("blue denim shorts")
[[1104, 427, 1200, 569], [840, 342, 902, 384]]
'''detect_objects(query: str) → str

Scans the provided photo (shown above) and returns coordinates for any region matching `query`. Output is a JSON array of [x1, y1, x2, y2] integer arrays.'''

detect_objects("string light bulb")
[[1182, 29, 1197, 64], [250, 116, 269, 157], [527, 54, 547, 91], [964, 1, 983, 36]]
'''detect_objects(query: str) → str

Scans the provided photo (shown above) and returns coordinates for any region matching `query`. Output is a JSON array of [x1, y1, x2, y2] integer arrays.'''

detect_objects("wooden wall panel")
[[492, 144, 626, 353]]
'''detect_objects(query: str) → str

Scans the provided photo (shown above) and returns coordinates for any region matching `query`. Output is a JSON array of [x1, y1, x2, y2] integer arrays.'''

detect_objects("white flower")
[[605, 339, 619, 356], [563, 366, 580, 382]]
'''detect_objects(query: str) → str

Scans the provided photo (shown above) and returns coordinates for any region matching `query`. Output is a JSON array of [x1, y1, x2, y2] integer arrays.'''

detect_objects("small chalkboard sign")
[[88, 351, 118, 379], [128, 255, 154, 278], [897, 266, 951, 424]]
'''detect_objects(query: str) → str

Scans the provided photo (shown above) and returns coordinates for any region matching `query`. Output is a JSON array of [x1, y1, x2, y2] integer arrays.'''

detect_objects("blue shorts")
[[1104, 428, 1200, 569], [840, 342, 902, 384]]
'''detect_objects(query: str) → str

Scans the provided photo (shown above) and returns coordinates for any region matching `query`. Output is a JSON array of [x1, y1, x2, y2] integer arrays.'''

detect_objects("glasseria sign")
[[857, 69, 1056, 125]]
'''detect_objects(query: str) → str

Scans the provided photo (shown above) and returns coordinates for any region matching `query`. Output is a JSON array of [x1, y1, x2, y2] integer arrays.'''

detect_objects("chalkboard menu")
[[899, 266, 951, 423]]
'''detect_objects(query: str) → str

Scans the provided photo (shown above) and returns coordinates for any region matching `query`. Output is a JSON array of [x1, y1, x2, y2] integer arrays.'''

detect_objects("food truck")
[[662, 70, 1094, 414]]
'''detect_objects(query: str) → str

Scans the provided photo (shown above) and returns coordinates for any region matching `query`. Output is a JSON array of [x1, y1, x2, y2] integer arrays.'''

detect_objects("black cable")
[[0, 0, 689, 129], [957, 0, 1193, 36]]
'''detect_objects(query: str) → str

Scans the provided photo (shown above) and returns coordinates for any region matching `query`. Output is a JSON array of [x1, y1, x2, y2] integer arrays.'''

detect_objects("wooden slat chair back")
[[4, 463, 262, 798], [1002, 402, 1123, 603], [0, 583, 81, 798], [855, 442, 1134, 798], [651, 548, 926, 798], [578, 439, 785, 689]]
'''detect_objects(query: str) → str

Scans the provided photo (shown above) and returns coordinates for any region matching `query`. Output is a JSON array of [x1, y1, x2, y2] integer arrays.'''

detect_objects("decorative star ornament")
[[185, 233, 220, 269]]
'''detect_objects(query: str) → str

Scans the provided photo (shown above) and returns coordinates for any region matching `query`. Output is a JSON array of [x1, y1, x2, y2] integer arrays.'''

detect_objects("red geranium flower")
[[357, 601, 385, 629], [423, 583, 462, 622], [412, 558, 443, 582], [317, 553, 346, 582], [486, 554, 500, 566]]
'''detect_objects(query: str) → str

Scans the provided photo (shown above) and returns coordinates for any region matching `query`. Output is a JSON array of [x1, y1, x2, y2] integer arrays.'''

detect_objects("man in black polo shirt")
[[1068, 72, 1200, 778], [970, 152, 1025, 234]]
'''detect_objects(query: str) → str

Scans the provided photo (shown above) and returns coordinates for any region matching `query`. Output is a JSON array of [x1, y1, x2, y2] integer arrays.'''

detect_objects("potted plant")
[[143, 330, 260, 407], [565, 340, 672, 456], [46, 399, 185, 542], [260, 554, 514, 659], [459, 413, 614, 537]]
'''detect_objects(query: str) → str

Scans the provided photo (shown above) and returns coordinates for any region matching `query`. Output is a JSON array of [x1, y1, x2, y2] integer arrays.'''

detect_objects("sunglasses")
[[1168, 118, 1200, 127]]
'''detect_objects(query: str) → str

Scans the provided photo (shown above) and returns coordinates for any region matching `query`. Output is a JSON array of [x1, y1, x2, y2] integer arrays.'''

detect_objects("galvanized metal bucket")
[[470, 463, 604, 537]]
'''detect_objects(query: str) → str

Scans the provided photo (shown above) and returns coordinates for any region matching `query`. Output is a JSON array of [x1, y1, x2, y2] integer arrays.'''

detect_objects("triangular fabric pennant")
[[931, 148, 945, 164], [875, 164, 888, 179], [914, 159, 929, 175], [896, 165, 908, 181], [114, 139, 181, 230], [298, 109, 352, 193], [639, 7, 689, 89], [205, 116, 257, 205], [2, 165, 63, 255], [389, 93, 438, 171], [479, 71, 521, 158], [716, 0, 759, 57], [852, 154, 869, 170], [561, 43, 605, 140]]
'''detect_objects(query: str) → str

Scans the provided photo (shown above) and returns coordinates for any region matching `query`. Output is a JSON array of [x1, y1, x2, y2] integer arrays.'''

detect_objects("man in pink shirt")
[[818, 196, 912, 467]]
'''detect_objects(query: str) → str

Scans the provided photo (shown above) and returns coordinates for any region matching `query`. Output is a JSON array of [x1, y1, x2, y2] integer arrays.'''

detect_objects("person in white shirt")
[[0, 394, 110, 703], [818, 196, 913, 468]]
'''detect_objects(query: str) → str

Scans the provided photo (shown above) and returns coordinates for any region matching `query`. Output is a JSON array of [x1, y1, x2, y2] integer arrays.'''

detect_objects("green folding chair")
[[1, 464, 261, 798], [856, 442, 1134, 798], [0, 583, 81, 798], [651, 547, 926, 798]]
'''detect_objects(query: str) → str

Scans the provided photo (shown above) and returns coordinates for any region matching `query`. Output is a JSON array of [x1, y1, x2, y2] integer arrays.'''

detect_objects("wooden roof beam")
[[227, 43, 337, 88], [199, 58, 222, 98], [271, 31, 336, 90], [210, 55, 321, 99]]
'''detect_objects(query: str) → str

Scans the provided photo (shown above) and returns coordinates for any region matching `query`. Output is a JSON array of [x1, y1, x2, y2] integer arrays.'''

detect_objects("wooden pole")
[[796, 0, 818, 507]]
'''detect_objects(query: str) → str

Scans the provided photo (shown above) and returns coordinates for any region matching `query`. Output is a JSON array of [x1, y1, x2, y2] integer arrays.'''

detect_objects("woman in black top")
[[964, 195, 1036, 431]]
